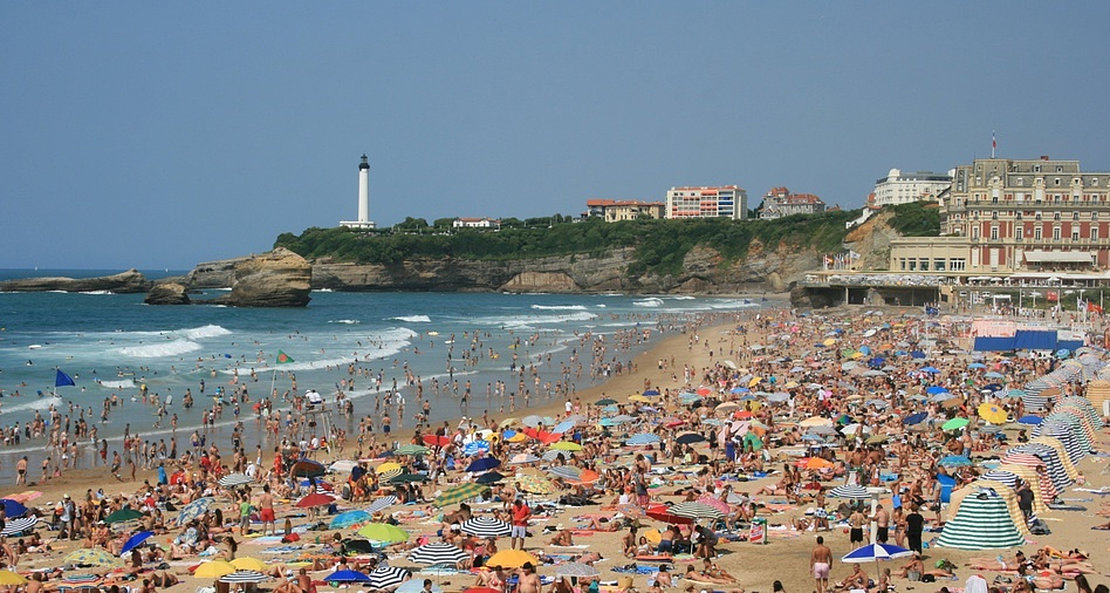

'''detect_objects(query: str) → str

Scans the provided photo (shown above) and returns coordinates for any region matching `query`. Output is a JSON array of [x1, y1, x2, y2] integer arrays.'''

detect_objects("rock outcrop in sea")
[[0, 269, 151, 293], [144, 282, 191, 305], [210, 248, 312, 307]]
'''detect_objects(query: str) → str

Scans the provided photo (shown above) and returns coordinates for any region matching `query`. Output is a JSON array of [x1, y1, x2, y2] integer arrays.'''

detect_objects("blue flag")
[[55, 369, 76, 388]]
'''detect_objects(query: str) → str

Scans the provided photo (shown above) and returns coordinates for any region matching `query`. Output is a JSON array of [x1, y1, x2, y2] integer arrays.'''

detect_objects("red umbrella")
[[646, 504, 692, 525], [465, 588, 502, 593], [521, 428, 561, 444], [422, 435, 451, 447], [295, 493, 336, 508], [696, 387, 712, 396]]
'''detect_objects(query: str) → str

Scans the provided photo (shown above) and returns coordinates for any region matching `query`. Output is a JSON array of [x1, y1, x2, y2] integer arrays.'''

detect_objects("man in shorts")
[[811, 535, 832, 593], [15, 457, 27, 486], [259, 485, 276, 535], [848, 507, 865, 544], [510, 497, 531, 550]]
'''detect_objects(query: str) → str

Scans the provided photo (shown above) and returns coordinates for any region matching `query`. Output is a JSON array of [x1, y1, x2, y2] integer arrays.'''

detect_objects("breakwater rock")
[[0, 269, 151, 294]]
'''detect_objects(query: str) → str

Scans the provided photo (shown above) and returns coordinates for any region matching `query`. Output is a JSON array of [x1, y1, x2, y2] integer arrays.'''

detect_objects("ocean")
[[0, 269, 768, 478]]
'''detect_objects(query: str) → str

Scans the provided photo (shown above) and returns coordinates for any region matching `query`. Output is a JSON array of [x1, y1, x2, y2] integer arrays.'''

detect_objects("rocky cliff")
[[211, 248, 312, 307], [0, 269, 151, 293]]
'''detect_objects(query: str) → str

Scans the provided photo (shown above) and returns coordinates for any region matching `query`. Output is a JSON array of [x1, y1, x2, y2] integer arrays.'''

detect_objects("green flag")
[[276, 350, 294, 364]]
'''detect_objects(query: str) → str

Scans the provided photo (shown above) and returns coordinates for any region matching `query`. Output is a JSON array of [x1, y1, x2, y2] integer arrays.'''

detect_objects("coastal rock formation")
[[0, 269, 151, 294], [499, 271, 580, 293], [215, 248, 312, 307], [186, 256, 252, 288], [144, 282, 190, 305]]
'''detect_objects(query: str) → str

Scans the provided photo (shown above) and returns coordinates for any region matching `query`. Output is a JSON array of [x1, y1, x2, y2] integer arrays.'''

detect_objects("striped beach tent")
[[1050, 405, 1098, 442], [1034, 418, 1088, 462], [1004, 443, 1073, 493], [996, 455, 1059, 500], [1028, 437, 1081, 480], [1020, 383, 1056, 412], [995, 463, 1055, 509], [979, 470, 1047, 515], [935, 486, 1027, 550]]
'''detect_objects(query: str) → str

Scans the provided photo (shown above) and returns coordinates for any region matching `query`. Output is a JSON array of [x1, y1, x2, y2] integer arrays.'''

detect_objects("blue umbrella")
[[968, 362, 986, 369], [729, 387, 749, 394], [551, 420, 575, 434], [465, 457, 501, 473], [330, 510, 371, 529], [626, 433, 660, 446], [920, 366, 941, 374], [0, 499, 28, 518], [925, 386, 948, 395], [841, 543, 913, 575], [903, 412, 928, 425], [642, 389, 660, 396], [1017, 415, 1043, 425], [120, 531, 154, 556], [324, 570, 370, 583], [462, 441, 490, 456], [910, 351, 926, 359], [984, 371, 1005, 379], [938, 455, 972, 467]]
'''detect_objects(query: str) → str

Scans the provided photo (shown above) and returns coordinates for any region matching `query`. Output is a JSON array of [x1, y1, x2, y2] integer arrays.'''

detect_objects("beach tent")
[[935, 485, 1027, 550], [979, 468, 1049, 514], [1027, 438, 1081, 480], [994, 463, 1055, 510], [996, 454, 1058, 500], [1034, 417, 1090, 463], [1003, 442, 1073, 493]]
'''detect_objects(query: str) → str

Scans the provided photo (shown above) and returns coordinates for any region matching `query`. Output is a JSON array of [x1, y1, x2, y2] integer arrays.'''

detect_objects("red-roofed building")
[[452, 217, 501, 229], [758, 187, 826, 219], [665, 186, 748, 220], [585, 199, 665, 222]]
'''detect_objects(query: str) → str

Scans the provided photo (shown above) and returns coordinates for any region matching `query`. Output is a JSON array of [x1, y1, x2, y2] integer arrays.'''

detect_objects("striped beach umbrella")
[[218, 473, 252, 487], [366, 566, 411, 591], [460, 516, 512, 538], [408, 542, 469, 566], [330, 510, 371, 529], [0, 516, 38, 536], [695, 495, 730, 515], [841, 543, 912, 562], [670, 501, 725, 520], [176, 497, 212, 526], [548, 466, 582, 481], [433, 483, 489, 507], [366, 495, 399, 514], [935, 490, 1026, 550], [219, 571, 268, 584], [508, 453, 541, 464]]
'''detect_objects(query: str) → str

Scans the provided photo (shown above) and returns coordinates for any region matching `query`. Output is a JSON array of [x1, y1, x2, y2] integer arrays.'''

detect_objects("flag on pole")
[[992, 130, 997, 157], [1088, 302, 1103, 314], [55, 369, 76, 388], [276, 351, 294, 364]]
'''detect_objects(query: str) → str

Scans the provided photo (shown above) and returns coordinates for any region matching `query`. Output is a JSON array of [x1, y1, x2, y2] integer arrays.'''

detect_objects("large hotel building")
[[889, 157, 1110, 274], [665, 186, 748, 220]]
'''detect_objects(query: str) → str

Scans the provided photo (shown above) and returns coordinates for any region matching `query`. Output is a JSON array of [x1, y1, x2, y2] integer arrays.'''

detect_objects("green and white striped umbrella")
[[935, 490, 1026, 550]]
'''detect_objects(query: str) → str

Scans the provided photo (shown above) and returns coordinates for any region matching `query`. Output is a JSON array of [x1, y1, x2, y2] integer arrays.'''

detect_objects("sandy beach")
[[1, 305, 1107, 593]]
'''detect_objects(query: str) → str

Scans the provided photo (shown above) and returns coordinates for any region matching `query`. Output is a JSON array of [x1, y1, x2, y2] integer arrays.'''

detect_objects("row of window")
[[897, 258, 967, 272], [970, 226, 1099, 241], [970, 211, 1100, 221]]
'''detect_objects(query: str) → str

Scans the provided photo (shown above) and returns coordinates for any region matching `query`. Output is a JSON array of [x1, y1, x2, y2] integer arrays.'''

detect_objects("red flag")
[[1088, 302, 1103, 314], [1047, 290, 1059, 302]]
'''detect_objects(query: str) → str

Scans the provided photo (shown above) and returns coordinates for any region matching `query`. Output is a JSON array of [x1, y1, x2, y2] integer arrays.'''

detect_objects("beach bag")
[[618, 577, 633, 589]]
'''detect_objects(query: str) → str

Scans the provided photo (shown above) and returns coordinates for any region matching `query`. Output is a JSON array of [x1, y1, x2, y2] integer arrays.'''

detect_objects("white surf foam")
[[633, 297, 664, 307], [390, 315, 431, 323], [78, 290, 114, 295], [472, 311, 598, 329], [179, 324, 233, 340], [97, 379, 136, 389], [530, 305, 587, 311], [329, 319, 362, 325], [116, 339, 202, 359]]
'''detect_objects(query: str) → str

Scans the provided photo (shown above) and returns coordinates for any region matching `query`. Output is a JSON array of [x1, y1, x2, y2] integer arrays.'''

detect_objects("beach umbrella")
[[330, 510, 371, 529], [0, 515, 37, 537], [397, 444, 431, 456], [549, 441, 582, 452], [670, 501, 725, 520], [903, 412, 928, 425], [508, 453, 541, 464], [695, 495, 730, 515], [676, 432, 706, 444], [3, 491, 42, 504], [64, 548, 121, 568], [119, 531, 154, 556], [330, 459, 359, 473], [596, 398, 617, 406], [486, 549, 539, 569], [866, 434, 888, 445], [105, 508, 145, 524], [324, 570, 371, 583], [941, 417, 970, 431], [626, 433, 660, 446], [0, 499, 28, 519], [646, 505, 693, 525], [357, 522, 409, 543], [977, 403, 1008, 425], [434, 483, 489, 507], [984, 371, 1005, 379], [408, 542, 469, 565], [0, 570, 27, 586], [572, 469, 601, 484], [230, 557, 268, 572], [828, 485, 870, 499], [522, 415, 545, 427], [840, 423, 870, 435], [290, 459, 326, 478], [797, 456, 834, 470], [217, 473, 252, 488], [220, 571, 268, 584], [397, 581, 442, 593], [466, 457, 502, 473], [422, 435, 452, 448], [461, 516, 512, 538], [555, 563, 601, 578], [799, 416, 832, 427], [841, 543, 913, 579], [175, 497, 212, 526], [366, 565, 410, 591], [515, 474, 554, 495], [389, 473, 429, 484], [938, 455, 973, 467], [548, 466, 583, 481], [463, 441, 491, 456], [1017, 415, 1042, 425], [376, 461, 403, 475], [366, 495, 399, 514], [193, 561, 236, 578], [295, 492, 335, 508], [476, 471, 506, 485]]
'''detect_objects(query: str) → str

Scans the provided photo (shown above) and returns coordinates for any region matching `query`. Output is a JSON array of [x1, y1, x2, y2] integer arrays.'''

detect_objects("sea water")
[[0, 269, 767, 475]]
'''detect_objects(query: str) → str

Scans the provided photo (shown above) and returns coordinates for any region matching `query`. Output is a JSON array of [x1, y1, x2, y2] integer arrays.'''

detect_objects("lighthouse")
[[340, 154, 376, 229]]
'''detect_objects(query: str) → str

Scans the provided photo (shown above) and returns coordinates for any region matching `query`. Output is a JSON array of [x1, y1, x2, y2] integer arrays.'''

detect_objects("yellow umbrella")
[[487, 549, 539, 569], [628, 395, 650, 403], [748, 376, 762, 387], [375, 461, 402, 475], [822, 338, 836, 347], [642, 529, 662, 545], [194, 560, 236, 578], [230, 557, 267, 572], [0, 570, 28, 586], [507, 433, 527, 443], [549, 442, 582, 452], [499, 418, 518, 428], [357, 522, 410, 543], [977, 402, 1008, 425], [783, 381, 799, 389]]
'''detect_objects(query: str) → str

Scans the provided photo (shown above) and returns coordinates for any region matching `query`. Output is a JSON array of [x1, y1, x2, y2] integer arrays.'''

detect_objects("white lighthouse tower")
[[340, 154, 376, 229]]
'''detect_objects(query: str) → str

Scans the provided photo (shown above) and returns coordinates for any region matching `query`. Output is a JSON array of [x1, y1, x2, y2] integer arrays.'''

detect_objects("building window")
[[949, 258, 966, 271], [1053, 226, 1062, 240], [1074, 212, 1080, 221], [1033, 165, 1041, 172], [1054, 178, 1061, 186], [1092, 227, 1099, 241], [1016, 227, 1024, 240], [1054, 212, 1061, 221], [991, 226, 999, 240], [1035, 227, 1043, 240], [1036, 212, 1042, 221], [992, 211, 999, 220], [1056, 166, 1063, 172], [1094, 212, 1099, 221], [907, 259, 916, 271], [919, 258, 930, 271], [934, 258, 946, 271], [972, 227, 980, 240], [1072, 229, 1080, 241]]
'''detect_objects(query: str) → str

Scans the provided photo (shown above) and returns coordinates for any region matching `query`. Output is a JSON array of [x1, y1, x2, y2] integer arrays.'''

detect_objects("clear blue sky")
[[4, 2, 1110, 269]]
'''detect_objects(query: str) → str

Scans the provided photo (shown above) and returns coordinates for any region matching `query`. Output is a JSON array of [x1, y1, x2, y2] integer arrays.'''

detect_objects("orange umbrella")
[[571, 469, 600, 484], [796, 457, 833, 470]]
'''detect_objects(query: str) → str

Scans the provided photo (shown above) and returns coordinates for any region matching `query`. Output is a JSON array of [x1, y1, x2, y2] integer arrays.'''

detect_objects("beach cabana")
[[935, 486, 1027, 550]]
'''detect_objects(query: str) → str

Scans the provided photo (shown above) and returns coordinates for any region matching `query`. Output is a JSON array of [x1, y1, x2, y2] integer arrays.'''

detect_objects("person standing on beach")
[[15, 456, 27, 485], [259, 485, 276, 536], [905, 504, 924, 554], [811, 535, 832, 593], [511, 497, 531, 550]]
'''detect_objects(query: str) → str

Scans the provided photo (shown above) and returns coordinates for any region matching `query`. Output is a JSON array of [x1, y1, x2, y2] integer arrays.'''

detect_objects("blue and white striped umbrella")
[[463, 441, 491, 456], [366, 495, 399, 514], [407, 542, 469, 566], [828, 485, 870, 499], [841, 543, 913, 563], [547, 466, 582, 481], [366, 565, 410, 591], [218, 473, 252, 487], [626, 433, 660, 446], [0, 516, 38, 536], [219, 571, 268, 584]]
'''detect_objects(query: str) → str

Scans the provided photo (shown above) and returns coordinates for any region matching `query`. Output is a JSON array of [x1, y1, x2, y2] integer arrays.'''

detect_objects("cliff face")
[[211, 248, 312, 307], [0, 269, 151, 293], [843, 209, 902, 271], [188, 240, 829, 294]]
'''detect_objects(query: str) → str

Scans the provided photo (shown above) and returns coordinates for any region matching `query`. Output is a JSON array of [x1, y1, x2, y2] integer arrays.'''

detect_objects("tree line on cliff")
[[274, 202, 939, 278]]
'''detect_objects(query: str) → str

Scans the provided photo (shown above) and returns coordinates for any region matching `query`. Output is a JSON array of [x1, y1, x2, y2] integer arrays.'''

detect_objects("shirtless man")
[[848, 508, 865, 545], [811, 535, 832, 593], [518, 562, 541, 593], [15, 457, 28, 486], [259, 485, 276, 535], [873, 504, 890, 543]]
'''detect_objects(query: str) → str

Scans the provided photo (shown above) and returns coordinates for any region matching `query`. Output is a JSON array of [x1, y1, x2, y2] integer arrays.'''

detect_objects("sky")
[[3, 2, 1110, 269]]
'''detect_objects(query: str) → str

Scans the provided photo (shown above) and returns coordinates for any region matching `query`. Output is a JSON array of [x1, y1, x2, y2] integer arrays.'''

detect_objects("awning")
[[1023, 251, 1092, 263]]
